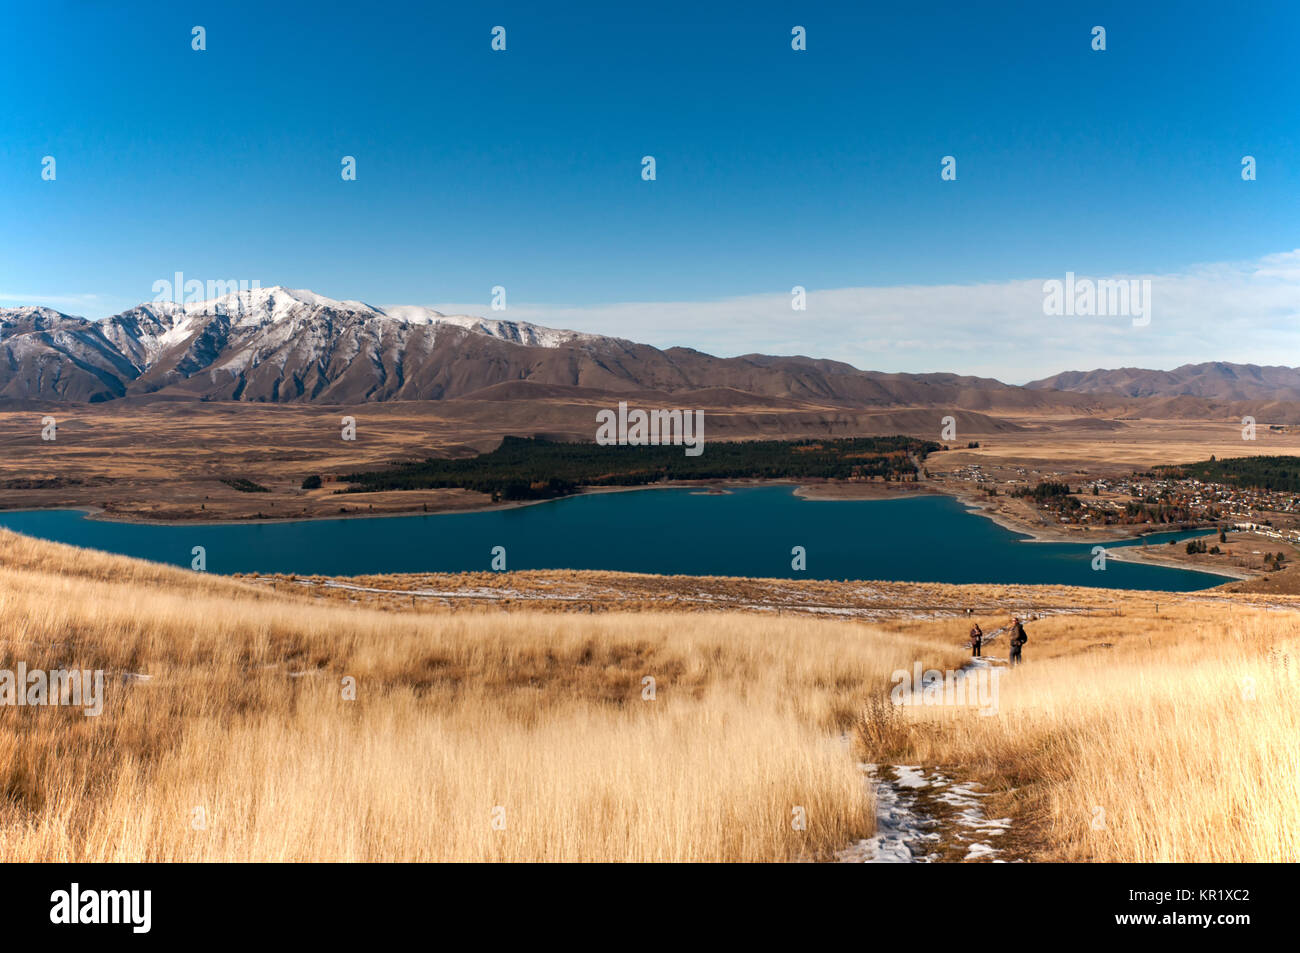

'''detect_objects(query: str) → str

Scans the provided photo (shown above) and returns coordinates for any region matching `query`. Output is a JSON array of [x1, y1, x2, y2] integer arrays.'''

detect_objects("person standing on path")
[[1008, 617, 1028, 666], [969, 622, 983, 658]]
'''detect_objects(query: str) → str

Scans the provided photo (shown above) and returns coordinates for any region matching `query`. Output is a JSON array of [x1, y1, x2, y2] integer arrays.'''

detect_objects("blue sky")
[[2, 1, 1298, 379]]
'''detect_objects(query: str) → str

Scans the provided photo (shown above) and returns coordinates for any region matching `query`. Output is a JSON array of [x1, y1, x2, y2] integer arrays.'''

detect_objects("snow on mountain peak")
[[369, 305, 599, 347], [0, 304, 83, 324], [372, 304, 446, 324], [182, 286, 374, 322], [1, 287, 620, 393], [5, 287, 610, 347]]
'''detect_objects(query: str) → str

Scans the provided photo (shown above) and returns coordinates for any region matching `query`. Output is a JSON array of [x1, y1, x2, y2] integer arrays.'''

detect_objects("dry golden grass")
[[0, 530, 962, 861], [933, 417, 1300, 472], [868, 606, 1300, 861], [242, 564, 1266, 617], [2, 529, 1296, 862]]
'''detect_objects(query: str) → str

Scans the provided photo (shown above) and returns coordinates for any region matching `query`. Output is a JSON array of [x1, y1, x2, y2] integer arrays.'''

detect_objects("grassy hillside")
[[0, 529, 1296, 861], [0, 529, 949, 861]]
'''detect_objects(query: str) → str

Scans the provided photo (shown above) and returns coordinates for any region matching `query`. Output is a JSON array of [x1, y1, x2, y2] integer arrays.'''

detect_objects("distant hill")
[[1027, 363, 1300, 401]]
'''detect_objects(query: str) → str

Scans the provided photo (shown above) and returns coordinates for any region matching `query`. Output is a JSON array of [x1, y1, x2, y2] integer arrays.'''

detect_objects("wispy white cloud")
[[426, 250, 1300, 384]]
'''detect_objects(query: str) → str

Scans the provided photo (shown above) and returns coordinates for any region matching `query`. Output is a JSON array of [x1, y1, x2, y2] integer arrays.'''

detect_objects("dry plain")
[[3, 402, 1298, 530]]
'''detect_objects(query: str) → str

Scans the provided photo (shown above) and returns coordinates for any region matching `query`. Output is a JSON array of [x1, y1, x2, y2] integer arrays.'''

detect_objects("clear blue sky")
[[2, 0, 1298, 374]]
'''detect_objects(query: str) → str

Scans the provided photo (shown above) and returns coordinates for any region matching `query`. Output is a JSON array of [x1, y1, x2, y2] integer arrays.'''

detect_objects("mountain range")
[[0, 287, 1294, 411], [1026, 364, 1300, 402], [0, 287, 1071, 409]]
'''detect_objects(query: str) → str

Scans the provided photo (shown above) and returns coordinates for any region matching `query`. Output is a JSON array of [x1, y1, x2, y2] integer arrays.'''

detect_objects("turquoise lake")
[[0, 486, 1229, 590]]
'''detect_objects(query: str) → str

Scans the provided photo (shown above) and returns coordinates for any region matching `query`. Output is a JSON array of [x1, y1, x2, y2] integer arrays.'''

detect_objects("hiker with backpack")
[[1008, 617, 1028, 666]]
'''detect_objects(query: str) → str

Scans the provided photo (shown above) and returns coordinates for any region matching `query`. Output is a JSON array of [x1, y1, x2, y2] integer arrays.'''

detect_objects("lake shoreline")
[[0, 476, 1244, 547], [7, 481, 765, 528], [0, 479, 1250, 586], [0, 483, 1248, 587]]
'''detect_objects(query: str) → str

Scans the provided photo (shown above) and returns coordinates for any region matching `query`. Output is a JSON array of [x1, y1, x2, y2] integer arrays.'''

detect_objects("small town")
[[940, 464, 1300, 547]]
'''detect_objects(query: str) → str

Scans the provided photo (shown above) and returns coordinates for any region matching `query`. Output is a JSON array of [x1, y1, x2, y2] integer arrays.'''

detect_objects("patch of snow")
[[836, 764, 939, 863], [837, 764, 1014, 864], [893, 765, 931, 789]]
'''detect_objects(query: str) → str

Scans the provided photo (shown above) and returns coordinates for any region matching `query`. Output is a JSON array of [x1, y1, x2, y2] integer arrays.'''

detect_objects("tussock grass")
[[0, 530, 950, 861], [867, 608, 1300, 861], [2, 529, 1296, 861]]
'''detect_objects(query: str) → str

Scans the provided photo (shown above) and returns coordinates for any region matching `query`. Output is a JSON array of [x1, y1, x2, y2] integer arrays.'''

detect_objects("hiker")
[[1008, 617, 1028, 666], [969, 622, 983, 658]]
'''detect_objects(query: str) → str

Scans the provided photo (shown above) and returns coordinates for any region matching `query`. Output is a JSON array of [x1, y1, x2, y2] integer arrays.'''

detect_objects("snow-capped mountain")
[[0, 288, 631, 403], [0, 286, 1097, 410], [0, 305, 145, 402]]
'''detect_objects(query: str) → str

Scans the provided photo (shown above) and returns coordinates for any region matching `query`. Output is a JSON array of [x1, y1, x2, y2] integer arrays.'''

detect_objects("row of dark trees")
[[1158, 455, 1300, 494], [340, 435, 942, 500], [1010, 480, 1074, 500]]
